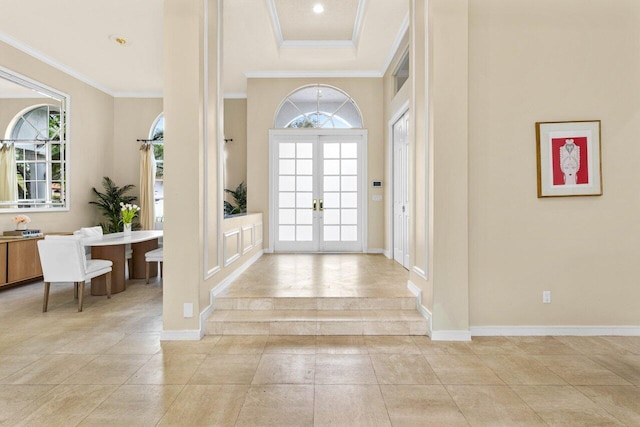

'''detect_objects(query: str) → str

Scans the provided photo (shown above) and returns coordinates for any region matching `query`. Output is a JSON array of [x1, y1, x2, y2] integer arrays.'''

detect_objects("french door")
[[270, 130, 366, 252]]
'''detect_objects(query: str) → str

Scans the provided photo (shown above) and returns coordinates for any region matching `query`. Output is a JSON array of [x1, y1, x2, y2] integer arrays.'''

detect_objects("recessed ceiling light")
[[109, 34, 131, 47], [313, 3, 324, 14]]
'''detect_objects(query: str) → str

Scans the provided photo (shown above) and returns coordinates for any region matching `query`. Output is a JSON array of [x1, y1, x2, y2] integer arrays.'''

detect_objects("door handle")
[[319, 199, 324, 211], [313, 199, 318, 211]]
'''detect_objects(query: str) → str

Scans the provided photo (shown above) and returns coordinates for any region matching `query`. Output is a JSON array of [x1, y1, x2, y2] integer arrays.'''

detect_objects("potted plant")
[[224, 181, 247, 216], [89, 177, 138, 233]]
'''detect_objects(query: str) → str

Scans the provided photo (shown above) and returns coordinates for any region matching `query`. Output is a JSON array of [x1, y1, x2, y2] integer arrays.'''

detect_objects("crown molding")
[[380, 12, 409, 76], [112, 91, 163, 99], [0, 31, 114, 97], [245, 70, 382, 79]]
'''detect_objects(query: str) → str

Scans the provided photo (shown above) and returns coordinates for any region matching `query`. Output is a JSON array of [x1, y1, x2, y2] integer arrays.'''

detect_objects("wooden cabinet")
[[0, 237, 43, 288], [0, 243, 6, 285]]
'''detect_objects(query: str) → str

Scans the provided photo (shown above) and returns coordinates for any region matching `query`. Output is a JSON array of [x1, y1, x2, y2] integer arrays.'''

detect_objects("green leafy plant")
[[89, 177, 138, 233], [224, 181, 247, 215]]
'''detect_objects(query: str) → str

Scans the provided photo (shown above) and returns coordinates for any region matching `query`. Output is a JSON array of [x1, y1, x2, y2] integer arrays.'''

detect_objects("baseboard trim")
[[382, 249, 391, 259], [367, 248, 384, 254], [430, 330, 472, 342], [407, 280, 432, 337], [471, 326, 640, 337], [160, 329, 202, 341]]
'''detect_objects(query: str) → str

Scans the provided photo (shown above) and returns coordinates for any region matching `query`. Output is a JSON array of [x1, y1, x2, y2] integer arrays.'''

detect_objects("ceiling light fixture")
[[109, 34, 131, 47], [313, 3, 324, 14]]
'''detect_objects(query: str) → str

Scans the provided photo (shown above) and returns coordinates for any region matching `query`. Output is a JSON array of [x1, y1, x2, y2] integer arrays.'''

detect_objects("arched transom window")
[[275, 85, 363, 129]]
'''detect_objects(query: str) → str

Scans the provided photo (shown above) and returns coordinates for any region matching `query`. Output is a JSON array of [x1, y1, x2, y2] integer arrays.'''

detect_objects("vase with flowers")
[[12, 215, 31, 231], [120, 202, 140, 237]]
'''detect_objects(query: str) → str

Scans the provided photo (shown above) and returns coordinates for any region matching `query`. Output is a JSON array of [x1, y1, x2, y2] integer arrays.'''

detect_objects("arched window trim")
[[274, 84, 364, 129], [5, 104, 66, 208], [148, 113, 164, 225]]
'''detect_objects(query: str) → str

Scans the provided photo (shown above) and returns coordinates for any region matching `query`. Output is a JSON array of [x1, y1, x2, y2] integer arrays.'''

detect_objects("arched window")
[[6, 104, 65, 206], [149, 113, 164, 224], [274, 85, 363, 129]]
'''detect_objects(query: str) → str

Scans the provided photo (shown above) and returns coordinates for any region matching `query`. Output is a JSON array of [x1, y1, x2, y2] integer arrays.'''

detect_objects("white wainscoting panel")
[[224, 229, 241, 267]]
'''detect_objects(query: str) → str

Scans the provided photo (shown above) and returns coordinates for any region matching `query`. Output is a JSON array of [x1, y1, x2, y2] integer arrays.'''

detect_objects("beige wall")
[[223, 98, 247, 202], [112, 98, 163, 202], [427, 0, 471, 335], [246, 78, 385, 250], [468, 0, 640, 327], [0, 41, 114, 233]]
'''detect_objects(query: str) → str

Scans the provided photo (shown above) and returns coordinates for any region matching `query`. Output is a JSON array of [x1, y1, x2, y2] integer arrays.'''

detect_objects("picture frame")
[[535, 120, 602, 198]]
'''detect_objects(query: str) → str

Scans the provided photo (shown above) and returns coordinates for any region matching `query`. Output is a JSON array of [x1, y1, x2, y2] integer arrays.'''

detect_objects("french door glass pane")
[[280, 159, 295, 174], [296, 192, 312, 208], [297, 176, 313, 191], [296, 209, 313, 224], [279, 192, 295, 208], [324, 192, 340, 208], [324, 225, 340, 241], [341, 159, 357, 175], [342, 143, 357, 158], [278, 141, 315, 245], [324, 159, 340, 175], [297, 143, 313, 158], [341, 209, 357, 224], [341, 193, 357, 208], [280, 225, 295, 241], [341, 226, 357, 241], [324, 176, 340, 191], [324, 209, 340, 225], [324, 143, 340, 158], [342, 176, 357, 191], [296, 159, 313, 175], [279, 176, 295, 191], [280, 143, 295, 158], [279, 209, 295, 224], [297, 226, 313, 241]]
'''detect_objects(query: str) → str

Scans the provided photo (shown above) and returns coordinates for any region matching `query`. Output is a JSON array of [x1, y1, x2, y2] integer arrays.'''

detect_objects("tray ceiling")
[[0, 0, 408, 97]]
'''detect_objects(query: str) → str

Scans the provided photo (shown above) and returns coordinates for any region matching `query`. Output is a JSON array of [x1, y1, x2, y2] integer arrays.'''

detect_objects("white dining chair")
[[74, 226, 133, 278], [37, 235, 113, 312], [145, 247, 163, 284]]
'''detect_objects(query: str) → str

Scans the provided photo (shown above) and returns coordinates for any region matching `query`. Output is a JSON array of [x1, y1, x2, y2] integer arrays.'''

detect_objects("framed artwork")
[[535, 120, 602, 197]]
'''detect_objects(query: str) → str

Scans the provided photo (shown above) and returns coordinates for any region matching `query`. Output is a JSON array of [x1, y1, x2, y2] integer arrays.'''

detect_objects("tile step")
[[214, 296, 416, 311], [205, 310, 428, 336]]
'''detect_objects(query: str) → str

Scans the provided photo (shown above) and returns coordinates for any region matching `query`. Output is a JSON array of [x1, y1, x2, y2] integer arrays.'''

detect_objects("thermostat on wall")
[[372, 181, 382, 188]]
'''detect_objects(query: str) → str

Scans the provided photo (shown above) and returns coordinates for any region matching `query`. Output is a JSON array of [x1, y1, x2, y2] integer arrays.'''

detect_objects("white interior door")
[[393, 111, 410, 268], [271, 131, 365, 252]]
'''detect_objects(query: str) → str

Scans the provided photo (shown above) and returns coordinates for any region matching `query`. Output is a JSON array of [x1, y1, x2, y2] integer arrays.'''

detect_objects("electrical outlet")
[[542, 291, 551, 304], [183, 303, 194, 317]]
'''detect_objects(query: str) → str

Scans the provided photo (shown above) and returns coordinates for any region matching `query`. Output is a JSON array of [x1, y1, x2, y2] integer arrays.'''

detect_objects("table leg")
[[132, 238, 158, 280], [91, 245, 126, 295]]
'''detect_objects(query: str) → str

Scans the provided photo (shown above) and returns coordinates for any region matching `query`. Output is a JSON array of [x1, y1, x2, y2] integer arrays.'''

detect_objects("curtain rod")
[[0, 138, 53, 142]]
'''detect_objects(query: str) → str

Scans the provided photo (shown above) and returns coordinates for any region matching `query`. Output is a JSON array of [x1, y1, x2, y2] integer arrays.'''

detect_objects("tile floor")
[[0, 258, 639, 425]]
